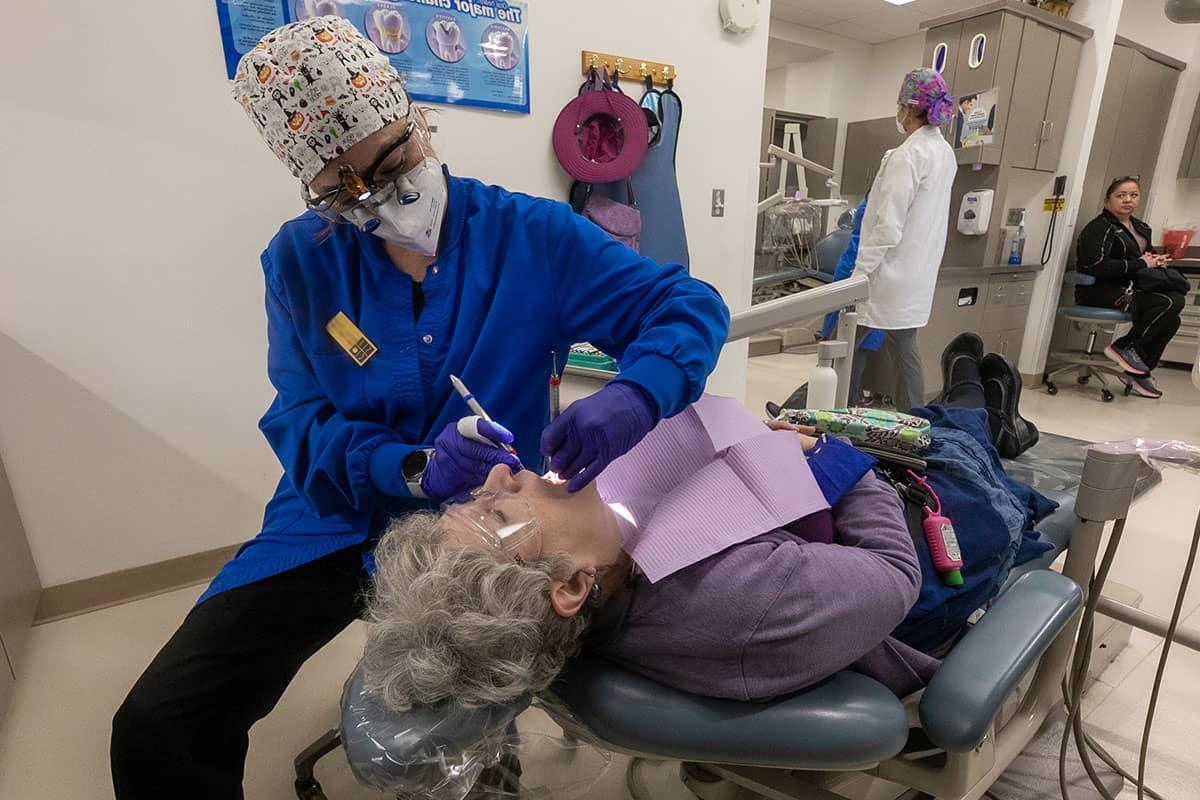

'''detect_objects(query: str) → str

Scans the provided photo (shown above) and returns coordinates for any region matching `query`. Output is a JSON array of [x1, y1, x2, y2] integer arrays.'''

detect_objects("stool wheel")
[[1102, 389, 1114, 403], [1077, 375, 1090, 385], [1046, 382, 1059, 396]]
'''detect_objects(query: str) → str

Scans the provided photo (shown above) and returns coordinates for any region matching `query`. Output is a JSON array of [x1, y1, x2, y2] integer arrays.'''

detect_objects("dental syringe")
[[549, 350, 561, 422], [542, 352, 562, 475]]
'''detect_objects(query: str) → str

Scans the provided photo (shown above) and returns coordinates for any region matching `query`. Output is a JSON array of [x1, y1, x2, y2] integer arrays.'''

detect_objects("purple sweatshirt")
[[586, 467, 939, 700]]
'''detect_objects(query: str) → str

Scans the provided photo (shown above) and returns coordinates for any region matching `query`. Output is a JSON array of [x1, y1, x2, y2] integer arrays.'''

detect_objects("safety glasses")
[[441, 489, 541, 563], [301, 120, 422, 229]]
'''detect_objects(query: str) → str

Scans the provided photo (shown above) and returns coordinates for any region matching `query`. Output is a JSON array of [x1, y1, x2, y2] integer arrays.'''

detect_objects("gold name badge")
[[326, 312, 378, 366]]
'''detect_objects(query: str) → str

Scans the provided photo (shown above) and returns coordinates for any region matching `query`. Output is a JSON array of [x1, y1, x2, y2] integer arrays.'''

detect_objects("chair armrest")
[[1062, 271, 1096, 286], [918, 570, 1082, 752]]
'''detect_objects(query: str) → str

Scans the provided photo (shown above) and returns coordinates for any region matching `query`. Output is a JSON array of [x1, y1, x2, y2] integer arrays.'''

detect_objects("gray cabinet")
[[1039, 35, 1082, 171], [1180, 101, 1200, 178], [841, 118, 906, 197], [922, 4, 1088, 171], [0, 452, 39, 722], [1000, 23, 1081, 172], [1005, 21, 1058, 170], [861, 270, 1038, 399], [1076, 42, 1180, 247]]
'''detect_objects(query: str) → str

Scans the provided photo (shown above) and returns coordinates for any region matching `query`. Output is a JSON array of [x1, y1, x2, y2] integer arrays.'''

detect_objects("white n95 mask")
[[372, 158, 447, 256]]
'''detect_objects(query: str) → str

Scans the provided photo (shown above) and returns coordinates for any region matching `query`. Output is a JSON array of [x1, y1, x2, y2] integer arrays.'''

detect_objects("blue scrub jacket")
[[199, 171, 729, 602]]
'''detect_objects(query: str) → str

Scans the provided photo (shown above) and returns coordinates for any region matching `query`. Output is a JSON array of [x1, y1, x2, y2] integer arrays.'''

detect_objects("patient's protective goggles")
[[301, 120, 422, 233], [441, 489, 541, 562]]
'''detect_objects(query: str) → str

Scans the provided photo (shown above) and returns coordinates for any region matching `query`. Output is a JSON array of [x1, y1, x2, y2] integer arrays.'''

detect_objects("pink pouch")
[[581, 182, 641, 252]]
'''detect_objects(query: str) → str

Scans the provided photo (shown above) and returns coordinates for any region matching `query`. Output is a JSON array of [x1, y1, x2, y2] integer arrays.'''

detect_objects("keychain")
[[907, 470, 964, 587]]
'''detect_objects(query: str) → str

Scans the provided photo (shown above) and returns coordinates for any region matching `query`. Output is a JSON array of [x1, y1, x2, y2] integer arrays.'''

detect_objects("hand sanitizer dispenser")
[[957, 190, 994, 236]]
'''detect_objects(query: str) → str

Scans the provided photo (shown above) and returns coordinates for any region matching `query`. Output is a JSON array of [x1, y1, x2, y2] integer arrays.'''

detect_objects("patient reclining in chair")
[[363, 394, 943, 712]]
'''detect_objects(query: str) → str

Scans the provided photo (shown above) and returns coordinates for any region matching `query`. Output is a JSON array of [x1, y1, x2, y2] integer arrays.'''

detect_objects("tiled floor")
[[1, 359, 1198, 799]]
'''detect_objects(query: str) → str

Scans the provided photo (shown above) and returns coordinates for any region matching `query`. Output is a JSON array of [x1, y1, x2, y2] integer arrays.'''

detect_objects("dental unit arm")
[[727, 275, 868, 407], [758, 142, 845, 216]]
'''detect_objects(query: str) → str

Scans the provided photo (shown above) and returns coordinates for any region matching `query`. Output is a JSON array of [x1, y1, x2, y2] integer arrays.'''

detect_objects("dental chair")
[[293, 286, 1133, 800], [294, 462, 1136, 800]]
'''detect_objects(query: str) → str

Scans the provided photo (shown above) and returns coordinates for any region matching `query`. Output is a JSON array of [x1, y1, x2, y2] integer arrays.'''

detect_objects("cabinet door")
[[1179, 102, 1200, 179], [925, 22, 964, 89], [1037, 33, 1083, 172], [917, 279, 988, 393], [1005, 22, 1058, 170], [1109, 51, 1169, 191], [1077, 45, 1134, 244], [842, 118, 906, 196], [0, 638, 14, 723], [1136, 60, 1180, 202], [954, 12, 1005, 97], [0, 455, 39, 683], [1005, 325, 1027, 364]]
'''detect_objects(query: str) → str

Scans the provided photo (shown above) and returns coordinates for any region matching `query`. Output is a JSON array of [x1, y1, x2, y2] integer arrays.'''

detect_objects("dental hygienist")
[[850, 68, 957, 411], [110, 17, 728, 799]]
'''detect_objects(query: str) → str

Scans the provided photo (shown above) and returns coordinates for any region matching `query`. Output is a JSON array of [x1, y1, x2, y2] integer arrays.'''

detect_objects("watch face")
[[403, 449, 430, 479]]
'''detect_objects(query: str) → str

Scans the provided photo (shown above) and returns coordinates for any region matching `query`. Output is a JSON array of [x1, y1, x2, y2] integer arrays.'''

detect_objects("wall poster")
[[215, 0, 531, 113], [953, 88, 998, 150]]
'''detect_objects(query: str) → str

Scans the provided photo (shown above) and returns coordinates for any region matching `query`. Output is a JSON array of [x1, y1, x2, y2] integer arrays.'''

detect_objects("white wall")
[[0, 0, 770, 585], [1119, 0, 1200, 62], [766, 22, 925, 185], [765, 66, 788, 109]]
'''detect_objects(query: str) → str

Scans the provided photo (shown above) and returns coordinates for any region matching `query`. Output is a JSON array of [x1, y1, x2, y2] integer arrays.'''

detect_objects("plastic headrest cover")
[[339, 660, 531, 793]]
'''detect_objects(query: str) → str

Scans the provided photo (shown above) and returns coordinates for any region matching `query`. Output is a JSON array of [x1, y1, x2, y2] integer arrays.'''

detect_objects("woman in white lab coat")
[[850, 68, 958, 411]]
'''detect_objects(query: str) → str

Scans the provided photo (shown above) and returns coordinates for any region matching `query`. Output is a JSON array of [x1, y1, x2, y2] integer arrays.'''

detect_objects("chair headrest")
[[340, 660, 530, 793]]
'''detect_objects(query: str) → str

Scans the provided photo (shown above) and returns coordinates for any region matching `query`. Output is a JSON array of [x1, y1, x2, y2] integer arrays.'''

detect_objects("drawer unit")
[[1162, 275, 1200, 365]]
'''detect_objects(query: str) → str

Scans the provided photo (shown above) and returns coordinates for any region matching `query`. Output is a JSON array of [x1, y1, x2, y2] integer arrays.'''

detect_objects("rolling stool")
[[1044, 272, 1133, 402]]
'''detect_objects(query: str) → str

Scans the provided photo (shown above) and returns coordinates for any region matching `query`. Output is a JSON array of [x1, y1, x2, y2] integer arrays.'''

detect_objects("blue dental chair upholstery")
[[333, 497, 1083, 795]]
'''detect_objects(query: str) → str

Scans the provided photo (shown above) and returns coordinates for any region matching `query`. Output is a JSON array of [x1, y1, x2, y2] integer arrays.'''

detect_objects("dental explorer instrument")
[[449, 374, 518, 456]]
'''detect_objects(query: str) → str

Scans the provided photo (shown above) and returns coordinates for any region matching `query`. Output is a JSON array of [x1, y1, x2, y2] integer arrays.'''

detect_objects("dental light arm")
[[758, 144, 844, 215]]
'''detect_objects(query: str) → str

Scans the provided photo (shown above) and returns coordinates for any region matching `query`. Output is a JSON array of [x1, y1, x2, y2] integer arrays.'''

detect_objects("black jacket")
[[1076, 210, 1152, 282]]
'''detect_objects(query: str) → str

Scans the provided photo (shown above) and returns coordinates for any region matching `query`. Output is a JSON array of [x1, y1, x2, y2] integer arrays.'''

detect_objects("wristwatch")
[[402, 448, 435, 499]]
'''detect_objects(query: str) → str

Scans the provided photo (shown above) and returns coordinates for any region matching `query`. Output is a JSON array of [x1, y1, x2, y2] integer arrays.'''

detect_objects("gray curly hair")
[[363, 512, 592, 711]]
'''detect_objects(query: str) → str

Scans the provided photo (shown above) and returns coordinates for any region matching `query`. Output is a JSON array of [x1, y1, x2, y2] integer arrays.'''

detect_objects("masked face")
[[895, 108, 909, 134], [370, 155, 447, 256]]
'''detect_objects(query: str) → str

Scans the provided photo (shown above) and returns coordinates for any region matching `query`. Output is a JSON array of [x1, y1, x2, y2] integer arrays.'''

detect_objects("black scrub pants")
[[111, 546, 367, 800], [1078, 284, 1187, 371]]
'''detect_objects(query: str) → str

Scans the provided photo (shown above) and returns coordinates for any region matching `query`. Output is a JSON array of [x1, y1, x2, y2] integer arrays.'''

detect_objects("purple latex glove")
[[540, 382, 657, 493], [423, 417, 522, 503]]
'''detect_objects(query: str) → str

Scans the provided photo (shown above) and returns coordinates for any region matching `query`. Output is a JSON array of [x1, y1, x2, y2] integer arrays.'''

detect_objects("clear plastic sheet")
[[340, 665, 612, 799], [1090, 438, 1200, 474]]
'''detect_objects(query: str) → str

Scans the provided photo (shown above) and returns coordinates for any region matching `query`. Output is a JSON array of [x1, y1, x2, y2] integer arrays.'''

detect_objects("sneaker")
[[1104, 343, 1149, 376], [1126, 372, 1163, 399]]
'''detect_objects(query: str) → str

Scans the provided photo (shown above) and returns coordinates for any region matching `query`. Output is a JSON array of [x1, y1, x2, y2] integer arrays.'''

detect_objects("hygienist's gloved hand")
[[424, 417, 522, 503], [541, 382, 657, 493]]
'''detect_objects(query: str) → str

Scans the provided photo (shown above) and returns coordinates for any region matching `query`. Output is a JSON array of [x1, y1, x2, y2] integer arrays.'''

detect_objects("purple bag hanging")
[[582, 180, 641, 252]]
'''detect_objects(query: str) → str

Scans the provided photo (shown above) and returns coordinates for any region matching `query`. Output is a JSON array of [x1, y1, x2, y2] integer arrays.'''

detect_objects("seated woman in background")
[[1076, 176, 1186, 399]]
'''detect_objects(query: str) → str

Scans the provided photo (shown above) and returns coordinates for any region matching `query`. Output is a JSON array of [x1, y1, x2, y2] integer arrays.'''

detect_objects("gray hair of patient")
[[363, 512, 591, 710]]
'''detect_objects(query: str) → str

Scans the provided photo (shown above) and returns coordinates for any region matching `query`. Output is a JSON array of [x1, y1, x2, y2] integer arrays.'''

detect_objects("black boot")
[[933, 332, 984, 405], [980, 353, 1039, 459]]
